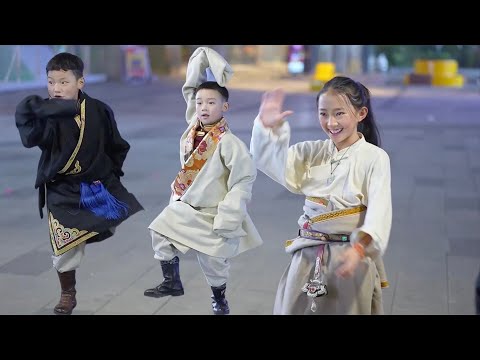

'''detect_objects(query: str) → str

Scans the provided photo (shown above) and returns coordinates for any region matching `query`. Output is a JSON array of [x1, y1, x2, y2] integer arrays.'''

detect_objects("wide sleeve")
[[212, 137, 256, 239], [15, 95, 77, 149], [182, 47, 233, 124], [104, 103, 130, 177], [250, 116, 315, 194], [350, 150, 392, 257]]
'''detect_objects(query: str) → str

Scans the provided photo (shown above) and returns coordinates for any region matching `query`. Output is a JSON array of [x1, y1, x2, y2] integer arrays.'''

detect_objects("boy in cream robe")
[[145, 47, 263, 315]]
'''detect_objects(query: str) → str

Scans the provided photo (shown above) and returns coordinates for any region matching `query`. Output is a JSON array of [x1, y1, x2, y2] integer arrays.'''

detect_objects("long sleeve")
[[104, 103, 130, 178], [350, 150, 392, 256], [250, 116, 290, 186], [15, 95, 77, 149], [213, 138, 256, 239], [182, 47, 234, 124]]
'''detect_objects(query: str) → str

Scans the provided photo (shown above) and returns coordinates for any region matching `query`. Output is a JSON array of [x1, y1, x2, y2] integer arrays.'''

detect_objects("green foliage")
[[375, 45, 480, 68]]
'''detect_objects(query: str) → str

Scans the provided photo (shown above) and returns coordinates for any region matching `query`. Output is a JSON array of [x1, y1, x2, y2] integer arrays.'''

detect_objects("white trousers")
[[151, 229, 230, 287], [52, 227, 116, 273], [52, 242, 86, 273]]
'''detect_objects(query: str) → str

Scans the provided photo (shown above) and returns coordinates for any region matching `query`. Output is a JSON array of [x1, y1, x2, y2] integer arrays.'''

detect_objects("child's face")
[[195, 89, 228, 125], [317, 90, 367, 150], [47, 70, 84, 100]]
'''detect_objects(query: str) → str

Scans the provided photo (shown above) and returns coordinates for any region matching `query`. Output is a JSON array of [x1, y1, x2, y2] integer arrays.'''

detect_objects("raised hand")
[[258, 88, 294, 128]]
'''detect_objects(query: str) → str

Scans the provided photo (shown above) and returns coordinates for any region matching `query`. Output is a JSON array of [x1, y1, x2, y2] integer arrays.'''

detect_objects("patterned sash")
[[172, 118, 229, 201]]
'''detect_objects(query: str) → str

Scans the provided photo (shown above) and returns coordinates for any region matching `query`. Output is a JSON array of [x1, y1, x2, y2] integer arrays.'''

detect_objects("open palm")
[[259, 88, 294, 128]]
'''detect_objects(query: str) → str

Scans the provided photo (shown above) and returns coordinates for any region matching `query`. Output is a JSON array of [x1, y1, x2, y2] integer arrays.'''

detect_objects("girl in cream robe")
[[250, 78, 392, 315]]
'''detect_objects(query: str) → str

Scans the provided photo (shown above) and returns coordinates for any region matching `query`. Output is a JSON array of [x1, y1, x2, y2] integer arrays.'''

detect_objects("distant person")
[[250, 76, 392, 314], [144, 47, 263, 315], [15, 52, 143, 315], [376, 53, 389, 73]]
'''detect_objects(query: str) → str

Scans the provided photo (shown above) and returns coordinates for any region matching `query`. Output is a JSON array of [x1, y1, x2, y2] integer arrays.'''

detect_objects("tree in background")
[[375, 45, 480, 68]]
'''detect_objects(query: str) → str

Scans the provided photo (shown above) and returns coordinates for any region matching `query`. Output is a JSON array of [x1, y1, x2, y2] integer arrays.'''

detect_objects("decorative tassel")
[[80, 181, 129, 220]]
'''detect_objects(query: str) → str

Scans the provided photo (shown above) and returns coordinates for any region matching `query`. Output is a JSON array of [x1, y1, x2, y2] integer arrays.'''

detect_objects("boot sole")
[[53, 303, 77, 315], [144, 290, 184, 298]]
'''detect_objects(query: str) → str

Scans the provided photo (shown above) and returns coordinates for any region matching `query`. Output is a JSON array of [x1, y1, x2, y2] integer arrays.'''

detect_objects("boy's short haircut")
[[195, 81, 229, 102], [46, 52, 84, 79]]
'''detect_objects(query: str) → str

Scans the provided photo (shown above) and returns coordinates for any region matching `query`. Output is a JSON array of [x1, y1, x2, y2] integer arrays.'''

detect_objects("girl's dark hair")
[[195, 81, 229, 101], [46, 52, 84, 80], [316, 76, 381, 147]]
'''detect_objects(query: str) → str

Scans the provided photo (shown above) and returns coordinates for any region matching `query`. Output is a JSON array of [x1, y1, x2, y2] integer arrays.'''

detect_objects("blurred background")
[[1, 45, 479, 315], [1, 45, 479, 91]]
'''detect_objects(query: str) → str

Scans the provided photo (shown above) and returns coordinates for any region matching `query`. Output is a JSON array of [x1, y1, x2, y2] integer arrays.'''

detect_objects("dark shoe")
[[54, 270, 77, 315], [144, 256, 184, 298], [211, 284, 230, 315]]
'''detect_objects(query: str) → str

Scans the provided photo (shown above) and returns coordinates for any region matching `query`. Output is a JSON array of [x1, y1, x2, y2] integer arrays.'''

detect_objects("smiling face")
[[195, 88, 229, 125], [318, 89, 367, 150], [47, 69, 84, 100]]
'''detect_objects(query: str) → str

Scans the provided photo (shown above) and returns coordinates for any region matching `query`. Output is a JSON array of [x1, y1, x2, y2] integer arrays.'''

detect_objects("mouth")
[[200, 114, 209, 120], [328, 128, 343, 135]]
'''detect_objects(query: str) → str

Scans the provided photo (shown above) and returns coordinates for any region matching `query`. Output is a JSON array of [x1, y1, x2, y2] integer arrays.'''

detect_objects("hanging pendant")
[[302, 278, 328, 298], [302, 254, 328, 299], [327, 175, 335, 185]]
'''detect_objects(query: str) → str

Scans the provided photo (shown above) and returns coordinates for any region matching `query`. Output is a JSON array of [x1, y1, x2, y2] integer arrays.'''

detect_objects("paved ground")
[[0, 70, 479, 315]]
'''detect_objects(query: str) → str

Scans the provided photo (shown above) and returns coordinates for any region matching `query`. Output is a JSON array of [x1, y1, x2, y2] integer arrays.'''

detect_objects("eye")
[[336, 111, 345, 117]]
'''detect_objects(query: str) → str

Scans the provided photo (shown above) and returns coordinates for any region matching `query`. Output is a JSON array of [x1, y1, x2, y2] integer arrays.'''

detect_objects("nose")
[[53, 83, 62, 92], [326, 116, 338, 127]]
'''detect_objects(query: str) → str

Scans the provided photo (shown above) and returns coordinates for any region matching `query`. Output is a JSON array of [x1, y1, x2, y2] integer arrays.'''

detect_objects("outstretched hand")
[[258, 89, 294, 128]]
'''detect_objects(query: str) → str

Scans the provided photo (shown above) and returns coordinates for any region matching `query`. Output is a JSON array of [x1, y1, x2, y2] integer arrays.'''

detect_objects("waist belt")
[[298, 229, 350, 242]]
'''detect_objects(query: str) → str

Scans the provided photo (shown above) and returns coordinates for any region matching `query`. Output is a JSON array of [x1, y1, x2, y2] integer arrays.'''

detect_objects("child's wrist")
[[352, 242, 365, 259]]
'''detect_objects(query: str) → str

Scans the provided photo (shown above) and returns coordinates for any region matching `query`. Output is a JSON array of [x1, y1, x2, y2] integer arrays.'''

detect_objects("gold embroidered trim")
[[285, 239, 294, 247], [306, 196, 329, 206], [48, 212, 98, 256], [58, 100, 85, 174], [74, 114, 81, 128], [308, 205, 367, 224], [66, 160, 82, 175]]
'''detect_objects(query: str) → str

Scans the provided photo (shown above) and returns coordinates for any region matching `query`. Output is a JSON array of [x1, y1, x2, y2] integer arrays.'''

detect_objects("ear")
[[357, 106, 368, 123], [223, 102, 229, 112], [77, 77, 85, 90]]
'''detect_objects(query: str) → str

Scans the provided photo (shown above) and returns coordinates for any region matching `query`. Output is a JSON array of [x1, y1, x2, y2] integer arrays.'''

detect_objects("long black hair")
[[316, 76, 381, 147]]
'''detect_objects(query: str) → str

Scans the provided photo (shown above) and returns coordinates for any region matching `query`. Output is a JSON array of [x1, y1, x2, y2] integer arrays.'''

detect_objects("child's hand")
[[335, 246, 363, 278], [258, 89, 294, 128]]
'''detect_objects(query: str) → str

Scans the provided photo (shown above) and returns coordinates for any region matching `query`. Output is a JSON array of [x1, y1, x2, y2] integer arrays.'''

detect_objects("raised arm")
[[250, 88, 299, 190], [182, 47, 233, 124], [15, 95, 77, 148]]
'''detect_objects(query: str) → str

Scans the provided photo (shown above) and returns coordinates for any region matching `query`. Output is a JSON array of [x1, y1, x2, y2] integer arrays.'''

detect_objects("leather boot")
[[144, 256, 184, 298], [211, 283, 230, 315], [54, 270, 77, 315]]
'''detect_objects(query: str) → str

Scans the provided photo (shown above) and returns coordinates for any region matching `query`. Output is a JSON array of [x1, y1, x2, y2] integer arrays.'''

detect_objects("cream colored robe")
[[250, 118, 392, 314], [149, 47, 263, 258]]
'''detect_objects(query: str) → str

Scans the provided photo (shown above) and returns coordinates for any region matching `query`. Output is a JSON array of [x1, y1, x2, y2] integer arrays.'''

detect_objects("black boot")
[[211, 283, 230, 315], [54, 270, 77, 315], [144, 256, 184, 298]]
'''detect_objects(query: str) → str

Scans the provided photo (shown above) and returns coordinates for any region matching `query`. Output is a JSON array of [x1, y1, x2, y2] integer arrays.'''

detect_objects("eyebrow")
[[318, 107, 345, 111], [195, 97, 218, 101], [48, 77, 68, 81]]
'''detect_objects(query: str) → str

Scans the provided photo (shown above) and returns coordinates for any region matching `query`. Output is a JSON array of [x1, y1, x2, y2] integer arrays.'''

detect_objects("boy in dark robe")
[[15, 52, 143, 315]]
